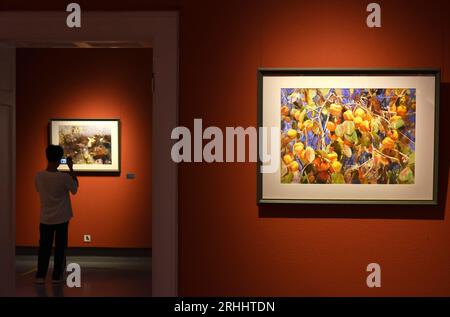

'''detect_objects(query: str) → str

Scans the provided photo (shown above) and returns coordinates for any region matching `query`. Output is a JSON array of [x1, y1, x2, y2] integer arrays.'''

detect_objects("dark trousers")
[[36, 221, 69, 280]]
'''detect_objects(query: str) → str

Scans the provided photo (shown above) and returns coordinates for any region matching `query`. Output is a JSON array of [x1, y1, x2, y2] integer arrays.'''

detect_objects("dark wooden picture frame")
[[257, 68, 440, 205]]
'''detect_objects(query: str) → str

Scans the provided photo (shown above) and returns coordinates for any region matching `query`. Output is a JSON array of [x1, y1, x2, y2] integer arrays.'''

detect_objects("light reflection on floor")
[[16, 255, 152, 297]]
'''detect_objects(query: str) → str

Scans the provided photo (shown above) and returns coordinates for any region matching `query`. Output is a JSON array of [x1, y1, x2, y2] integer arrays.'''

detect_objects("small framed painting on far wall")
[[49, 119, 121, 173]]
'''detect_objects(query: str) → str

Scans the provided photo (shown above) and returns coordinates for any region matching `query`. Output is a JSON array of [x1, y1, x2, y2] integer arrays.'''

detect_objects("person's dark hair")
[[46, 145, 64, 163]]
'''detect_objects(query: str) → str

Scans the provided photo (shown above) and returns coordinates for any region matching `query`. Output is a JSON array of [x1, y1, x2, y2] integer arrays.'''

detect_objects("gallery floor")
[[15, 254, 152, 297]]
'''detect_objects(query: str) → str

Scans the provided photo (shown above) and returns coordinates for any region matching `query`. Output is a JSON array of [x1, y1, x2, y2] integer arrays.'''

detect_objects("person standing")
[[34, 145, 78, 284]]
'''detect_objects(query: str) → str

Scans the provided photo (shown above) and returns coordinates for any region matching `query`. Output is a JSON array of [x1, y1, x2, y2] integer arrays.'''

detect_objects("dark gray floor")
[[16, 255, 152, 297]]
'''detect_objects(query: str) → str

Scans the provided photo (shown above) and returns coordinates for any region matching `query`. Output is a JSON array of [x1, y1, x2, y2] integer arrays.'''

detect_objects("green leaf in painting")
[[360, 132, 371, 147], [331, 172, 345, 184], [371, 131, 380, 147], [281, 172, 294, 184], [408, 152, 415, 166], [344, 121, 355, 135], [371, 118, 380, 134], [335, 124, 345, 137], [398, 166, 414, 184], [390, 117, 405, 130], [344, 131, 358, 144]]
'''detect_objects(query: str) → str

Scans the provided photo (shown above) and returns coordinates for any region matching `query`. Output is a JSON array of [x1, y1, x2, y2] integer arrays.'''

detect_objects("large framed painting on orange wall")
[[49, 119, 121, 173], [257, 69, 440, 205]]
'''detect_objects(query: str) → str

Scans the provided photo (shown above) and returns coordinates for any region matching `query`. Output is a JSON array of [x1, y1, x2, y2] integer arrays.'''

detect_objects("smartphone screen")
[[60, 157, 67, 164]]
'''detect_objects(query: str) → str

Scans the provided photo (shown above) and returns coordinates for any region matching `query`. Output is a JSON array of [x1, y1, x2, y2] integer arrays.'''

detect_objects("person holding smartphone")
[[34, 145, 78, 284]]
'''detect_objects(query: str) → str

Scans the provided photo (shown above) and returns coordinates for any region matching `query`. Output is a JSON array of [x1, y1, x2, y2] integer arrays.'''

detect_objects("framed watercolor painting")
[[257, 69, 440, 205], [49, 119, 121, 173]]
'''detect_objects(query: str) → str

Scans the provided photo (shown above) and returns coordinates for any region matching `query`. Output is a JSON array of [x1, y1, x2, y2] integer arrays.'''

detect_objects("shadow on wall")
[[259, 82, 449, 220]]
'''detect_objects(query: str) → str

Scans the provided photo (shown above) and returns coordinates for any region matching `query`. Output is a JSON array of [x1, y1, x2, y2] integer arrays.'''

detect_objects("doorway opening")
[[15, 42, 153, 296]]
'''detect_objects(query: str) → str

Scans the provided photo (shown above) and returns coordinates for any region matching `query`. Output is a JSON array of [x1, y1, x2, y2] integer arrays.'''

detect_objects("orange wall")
[[4, 0, 450, 296], [16, 48, 152, 248], [176, 0, 450, 296]]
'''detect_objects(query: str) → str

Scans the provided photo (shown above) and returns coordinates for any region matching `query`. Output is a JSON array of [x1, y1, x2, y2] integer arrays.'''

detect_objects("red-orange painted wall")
[[4, 0, 450, 296], [16, 48, 152, 248], [177, 0, 450, 296]]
